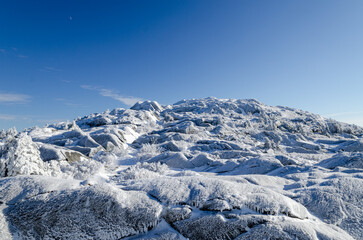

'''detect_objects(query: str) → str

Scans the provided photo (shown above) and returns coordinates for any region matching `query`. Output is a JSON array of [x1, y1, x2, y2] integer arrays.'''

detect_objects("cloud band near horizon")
[[0, 93, 31, 103], [81, 85, 142, 106]]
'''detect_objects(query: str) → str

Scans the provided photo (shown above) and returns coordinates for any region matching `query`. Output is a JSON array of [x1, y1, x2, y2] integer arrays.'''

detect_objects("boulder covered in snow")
[[1, 176, 162, 240]]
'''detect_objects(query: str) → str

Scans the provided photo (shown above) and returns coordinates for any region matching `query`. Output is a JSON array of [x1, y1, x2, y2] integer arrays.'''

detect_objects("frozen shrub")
[[93, 151, 118, 166], [0, 129, 6, 139], [60, 157, 103, 180], [0, 133, 48, 177], [137, 143, 163, 161], [116, 162, 169, 181]]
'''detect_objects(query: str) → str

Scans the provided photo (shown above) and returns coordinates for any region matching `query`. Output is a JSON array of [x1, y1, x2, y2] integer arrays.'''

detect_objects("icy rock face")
[[0, 97, 362, 239], [1, 176, 162, 240]]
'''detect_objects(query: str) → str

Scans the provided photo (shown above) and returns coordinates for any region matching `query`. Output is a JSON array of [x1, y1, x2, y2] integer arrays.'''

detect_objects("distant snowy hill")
[[0, 98, 362, 239]]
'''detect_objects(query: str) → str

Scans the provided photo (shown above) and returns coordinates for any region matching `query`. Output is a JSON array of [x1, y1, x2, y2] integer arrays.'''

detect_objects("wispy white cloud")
[[37, 119, 69, 124], [0, 93, 31, 103], [56, 98, 82, 107], [98, 89, 142, 106], [81, 85, 142, 106], [0, 114, 16, 120], [81, 85, 95, 90], [0, 114, 31, 122], [0, 48, 28, 58], [40, 66, 62, 72]]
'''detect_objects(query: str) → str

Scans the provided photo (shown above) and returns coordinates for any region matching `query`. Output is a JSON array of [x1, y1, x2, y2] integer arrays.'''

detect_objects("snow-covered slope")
[[0, 98, 362, 239]]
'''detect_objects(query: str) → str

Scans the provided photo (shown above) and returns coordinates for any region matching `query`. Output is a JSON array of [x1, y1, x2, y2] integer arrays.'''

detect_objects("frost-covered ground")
[[0, 98, 362, 239]]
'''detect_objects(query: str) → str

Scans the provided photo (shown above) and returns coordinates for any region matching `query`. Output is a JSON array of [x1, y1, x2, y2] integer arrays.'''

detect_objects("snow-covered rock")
[[131, 100, 164, 112], [0, 97, 362, 239], [0, 176, 162, 240]]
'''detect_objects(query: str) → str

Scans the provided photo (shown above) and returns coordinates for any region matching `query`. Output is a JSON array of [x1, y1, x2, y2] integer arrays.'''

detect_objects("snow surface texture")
[[0, 98, 362, 239]]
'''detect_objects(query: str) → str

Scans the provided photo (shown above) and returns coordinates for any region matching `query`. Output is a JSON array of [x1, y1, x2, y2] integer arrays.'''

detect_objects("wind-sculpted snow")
[[295, 176, 363, 239], [123, 175, 309, 219], [0, 97, 362, 239]]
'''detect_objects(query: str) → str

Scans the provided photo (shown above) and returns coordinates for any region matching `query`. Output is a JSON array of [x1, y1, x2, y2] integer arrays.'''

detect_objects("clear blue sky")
[[1, 0, 363, 130]]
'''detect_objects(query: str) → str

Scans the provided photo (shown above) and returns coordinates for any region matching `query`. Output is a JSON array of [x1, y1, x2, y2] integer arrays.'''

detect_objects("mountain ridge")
[[0, 97, 362, 239]]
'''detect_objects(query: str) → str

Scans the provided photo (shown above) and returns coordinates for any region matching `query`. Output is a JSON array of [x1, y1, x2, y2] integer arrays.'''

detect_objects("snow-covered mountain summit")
[[0, 98, 362, 239]]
